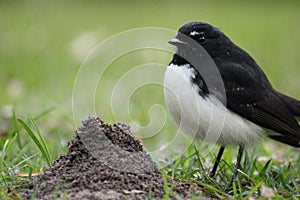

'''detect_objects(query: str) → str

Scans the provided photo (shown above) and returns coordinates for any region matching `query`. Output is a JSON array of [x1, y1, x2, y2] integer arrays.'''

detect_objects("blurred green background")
[[0, 1, 300, 157]]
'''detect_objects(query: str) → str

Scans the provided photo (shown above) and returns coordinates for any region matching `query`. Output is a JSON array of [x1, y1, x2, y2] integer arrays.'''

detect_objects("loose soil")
[[16, 117, 195, 199]]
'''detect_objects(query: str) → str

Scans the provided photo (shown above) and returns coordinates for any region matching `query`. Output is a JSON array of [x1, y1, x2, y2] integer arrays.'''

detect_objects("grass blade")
[[12, 107, 22, 148], [192, 180, 229, 198], [17, 118, 52, 166], [245, 181, 262, 199], [29, 116, 52, 163]]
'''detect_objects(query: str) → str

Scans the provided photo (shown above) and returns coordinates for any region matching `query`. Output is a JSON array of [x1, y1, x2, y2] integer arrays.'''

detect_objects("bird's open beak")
[[168, 38, 186, 46]]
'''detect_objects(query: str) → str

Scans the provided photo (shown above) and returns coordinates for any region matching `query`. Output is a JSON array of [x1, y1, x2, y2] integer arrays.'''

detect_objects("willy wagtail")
[[164, 22, 300, 181]]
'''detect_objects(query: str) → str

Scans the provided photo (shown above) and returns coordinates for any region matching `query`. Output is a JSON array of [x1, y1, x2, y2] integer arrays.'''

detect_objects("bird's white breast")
[[163, 63, 265, 147]]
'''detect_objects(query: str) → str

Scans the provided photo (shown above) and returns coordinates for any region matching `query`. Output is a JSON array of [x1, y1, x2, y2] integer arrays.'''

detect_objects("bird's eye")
[[199, 32, 206, 43], [199, 36, 205, 43]]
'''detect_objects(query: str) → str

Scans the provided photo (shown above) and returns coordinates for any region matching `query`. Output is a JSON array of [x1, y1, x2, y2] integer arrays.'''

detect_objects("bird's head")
[[169, 22, 230, 61]]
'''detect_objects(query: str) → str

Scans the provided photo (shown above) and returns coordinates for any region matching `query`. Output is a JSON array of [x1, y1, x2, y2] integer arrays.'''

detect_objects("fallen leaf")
[[261, 184, 275, 198], [15, 172, 42, 178]]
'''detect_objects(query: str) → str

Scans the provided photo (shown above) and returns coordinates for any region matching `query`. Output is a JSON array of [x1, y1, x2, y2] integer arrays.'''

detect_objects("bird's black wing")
[[219, 62, 300, 147]]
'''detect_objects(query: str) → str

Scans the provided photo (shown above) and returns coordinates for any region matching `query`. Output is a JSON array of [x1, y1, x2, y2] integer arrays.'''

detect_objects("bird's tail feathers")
[[276, 91, 300, 117], [269, 134, 300, 147]]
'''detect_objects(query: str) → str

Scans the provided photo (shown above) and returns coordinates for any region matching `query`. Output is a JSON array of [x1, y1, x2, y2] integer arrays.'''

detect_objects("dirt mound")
[[16, 117, 191, 199]]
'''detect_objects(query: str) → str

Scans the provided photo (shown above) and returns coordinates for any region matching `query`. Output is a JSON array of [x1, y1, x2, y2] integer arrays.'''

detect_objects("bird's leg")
[[230, 146, 244, 184], [210, 146, 225, 178]]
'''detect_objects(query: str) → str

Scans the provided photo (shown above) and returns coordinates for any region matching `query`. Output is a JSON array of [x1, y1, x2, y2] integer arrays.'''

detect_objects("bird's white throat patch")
[[163, 63, 265, 147]]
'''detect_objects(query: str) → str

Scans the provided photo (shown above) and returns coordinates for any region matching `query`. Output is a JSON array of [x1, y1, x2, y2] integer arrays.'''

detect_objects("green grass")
[[1, 1, 300, 199], [162, 145, 300, 199]]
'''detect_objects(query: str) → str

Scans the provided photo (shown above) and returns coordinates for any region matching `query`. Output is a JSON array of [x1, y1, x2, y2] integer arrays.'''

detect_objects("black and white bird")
[[164, 22, 300, 181]]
